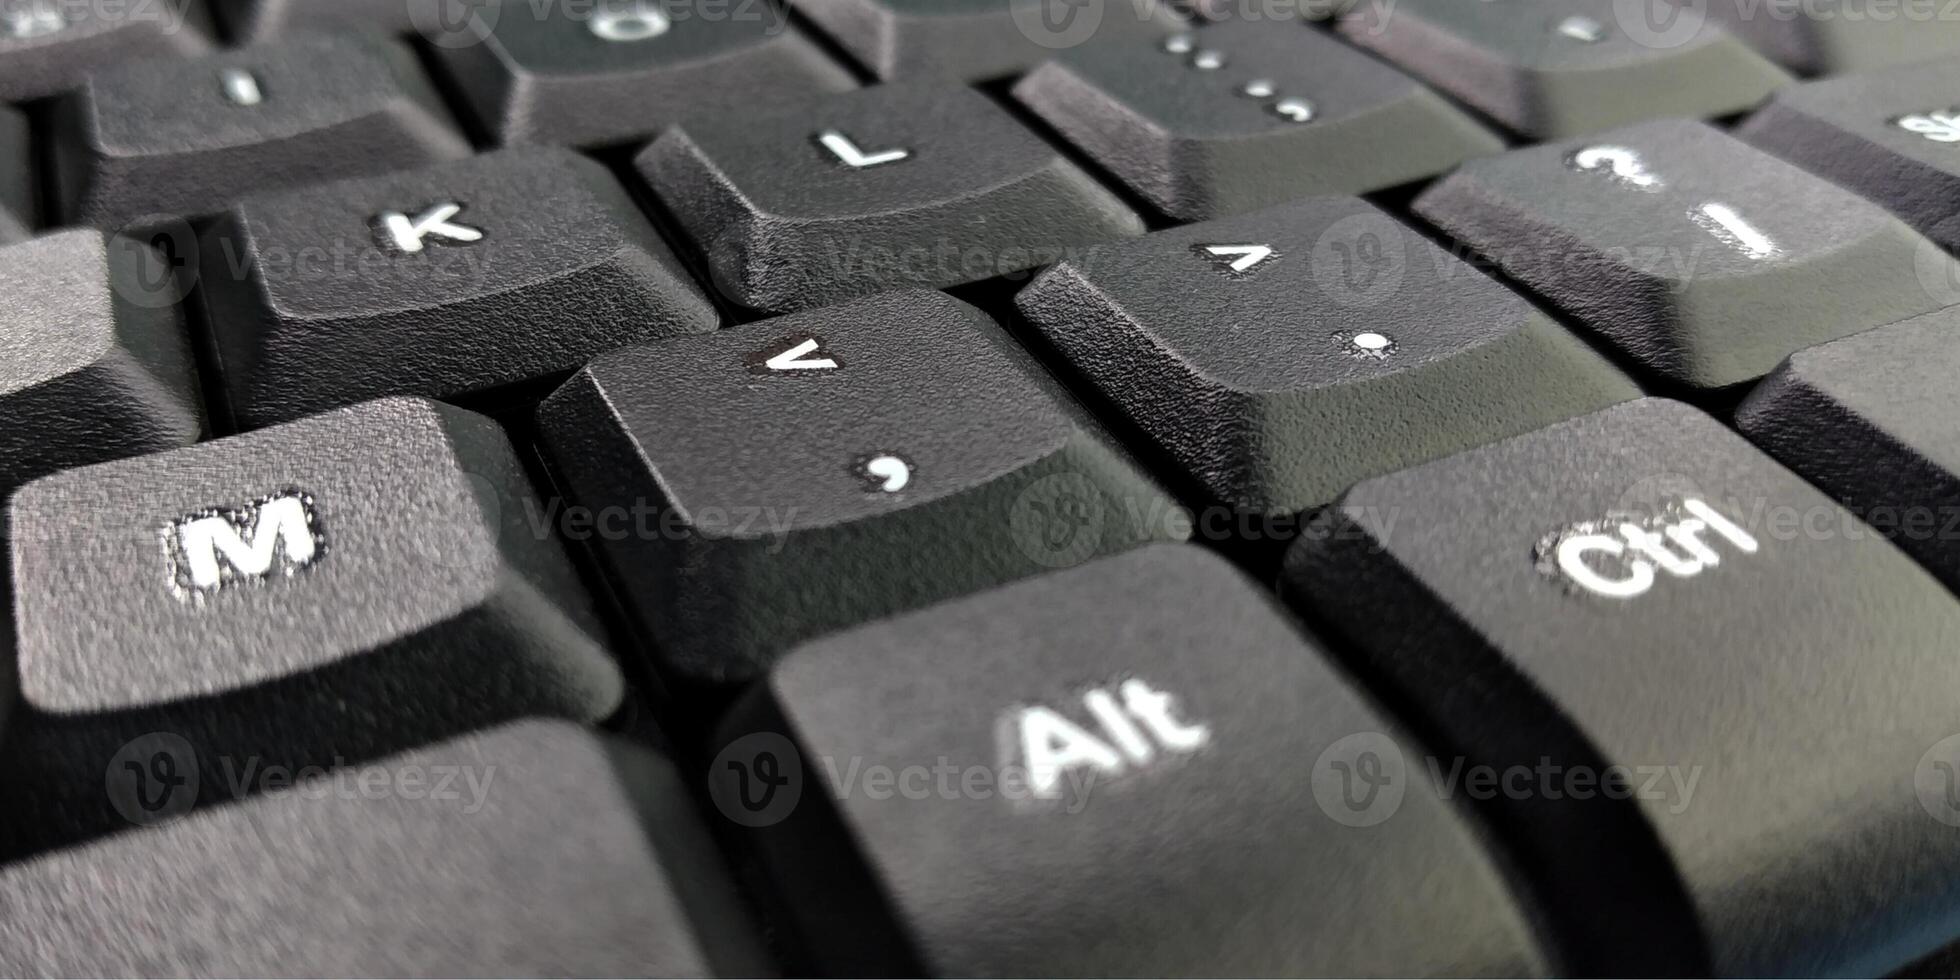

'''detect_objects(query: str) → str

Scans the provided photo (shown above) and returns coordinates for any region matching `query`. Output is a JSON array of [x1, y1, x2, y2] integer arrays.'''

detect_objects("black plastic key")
[[0, 0, 213, 102], [210, 0, 423, 42], [1738, 306, 1960, 593], [1014, 21, 1502, 221], [52, 33, 472, 231], [1740, 58, 1960, 252], [0, 229, 202, 500], [1016, 197, 1640, 514], [199, 146, 718, 429], [1415, 119, 1953, 390], [637, 83, 1143, 313], [792, 0, 1184, 82], [0, 720, 769, 976], [0, 103, 31, 242], [537, 290, 1183, 684], [1339, 0, 1787, 139], [1700, 0, 1960, 73], [1282, 398, 1960, 976], [3, 396, 619, 857], [430, 0, 856, 148], [717, 544, 1552, 976]]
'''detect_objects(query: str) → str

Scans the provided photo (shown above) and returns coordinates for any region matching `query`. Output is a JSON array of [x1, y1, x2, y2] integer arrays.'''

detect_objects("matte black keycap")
[[1700, 0, 1960, 73], [1339, 0, 1787, 139], [3, 396, 619, 856], [1, 103, 32, 241], [1014, 21, 1502, 221], [1282, 398, 1960, 976], [52, 32, 472, 231], [0, 0, 213, 102], [199, 147, 718, 428], [1740, 58, 1960, 252], [210, 0, 423, 42], [1414, 119, 1954, 389], [1017, 197, 1640, 514], [0, 229, 202, 500], [537, 290, 1183, 684], [717, 544, 1551, 976], [1738, 306, 1960, 593], [0, 720, 769, 976], [430, 0, 857, 148], [792, 0, 1184, 81], [638, 84, 1143, 313]]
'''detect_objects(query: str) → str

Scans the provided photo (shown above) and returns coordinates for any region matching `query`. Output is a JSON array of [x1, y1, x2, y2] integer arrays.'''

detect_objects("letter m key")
[[166, 491, 324, 599]]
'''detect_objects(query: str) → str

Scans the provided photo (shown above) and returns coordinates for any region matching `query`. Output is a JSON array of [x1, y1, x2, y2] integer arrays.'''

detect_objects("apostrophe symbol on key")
[[1568, 145, 1663, 190], [853, 452, 914, 494]]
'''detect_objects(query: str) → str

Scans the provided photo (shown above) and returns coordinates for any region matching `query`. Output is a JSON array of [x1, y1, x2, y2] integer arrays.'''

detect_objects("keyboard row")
[[5, 351, 1960, 974], [7, 2, 1960, 234]]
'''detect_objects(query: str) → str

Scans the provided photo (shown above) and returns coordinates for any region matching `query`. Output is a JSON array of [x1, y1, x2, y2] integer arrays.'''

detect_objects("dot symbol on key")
[[856, 453, 914, 493], [1342, 331, 1397, 359]]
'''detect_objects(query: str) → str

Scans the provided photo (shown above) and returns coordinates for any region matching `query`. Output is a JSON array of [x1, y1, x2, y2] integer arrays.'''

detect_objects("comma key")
[[536, 290, 1183, 685]]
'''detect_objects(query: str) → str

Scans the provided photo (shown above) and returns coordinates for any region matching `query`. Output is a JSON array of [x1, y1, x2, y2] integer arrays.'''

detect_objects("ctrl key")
[[0, 720, 770, 976], [714, 545, 1552, 977]]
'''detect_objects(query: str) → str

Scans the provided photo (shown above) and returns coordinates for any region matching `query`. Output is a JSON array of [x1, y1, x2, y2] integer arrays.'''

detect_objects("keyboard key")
[[1016, 197, 1640, 513], [1700, 0, 1960, 73], [1339, 0, 1788, 139], [1740, 58, 1960, 252], [1414, 119, 1953, 389], [4, 397, 619, 854], [1738, 306, 1960, 592], [0, 230, 202, 500], [637, 83, 1143, 313], [0, 0, 214, 102], [210, 0, 420, 42], [536, 290, 1183, 684], [717, 545, 1551, 976], [430, 0, 856, 148], [199, 147, 718, 429], [0, 721, 770, 976], [1, 103, 31, 241], [51, 33, 472, 231], [792, 0, 1184, 82], [1281, 397, 1960, 976], [1014, 21, 1502, 221]]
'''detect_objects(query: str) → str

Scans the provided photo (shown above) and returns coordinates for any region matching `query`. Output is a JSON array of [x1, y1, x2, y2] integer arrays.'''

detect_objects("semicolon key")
[[1013, 21, 1503, 221], [536, 290, 1186, 685]]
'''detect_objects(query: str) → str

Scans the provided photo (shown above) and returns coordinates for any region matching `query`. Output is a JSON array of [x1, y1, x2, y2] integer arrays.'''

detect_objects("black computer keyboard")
[[4, 0, 1960, 975]]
